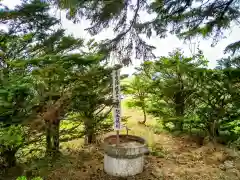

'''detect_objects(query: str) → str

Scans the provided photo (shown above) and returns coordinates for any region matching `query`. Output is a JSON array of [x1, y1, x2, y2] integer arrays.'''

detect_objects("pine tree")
[[70, 62, 119, 144], [142, 49, 207, 130], [49, 0, 158, 64], [151, 0, 240, 63], [0, 0, 102, 160], [122, 75, 149, 124], [0, 0, 60, 167], [49, 0, 240, 65]]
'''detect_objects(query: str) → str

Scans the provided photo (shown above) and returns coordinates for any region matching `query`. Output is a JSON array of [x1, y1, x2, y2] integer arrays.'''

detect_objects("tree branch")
[[60, 123, 82, 134], [110, 0, 141, 43], [219, 0, 234, 20], [95, 105, 107, 116]]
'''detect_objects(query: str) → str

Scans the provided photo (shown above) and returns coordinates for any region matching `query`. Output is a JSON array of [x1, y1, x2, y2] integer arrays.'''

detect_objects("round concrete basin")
[[103, 134, 147, 177]]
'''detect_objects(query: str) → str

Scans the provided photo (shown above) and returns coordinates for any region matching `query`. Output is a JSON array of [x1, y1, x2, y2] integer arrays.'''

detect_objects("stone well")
[[103, 134, 147, 177]]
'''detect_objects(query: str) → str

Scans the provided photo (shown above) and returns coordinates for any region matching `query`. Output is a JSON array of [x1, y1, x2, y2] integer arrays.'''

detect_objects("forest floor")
[[3, 105, 240, 180], [43, 107, 240, 180]]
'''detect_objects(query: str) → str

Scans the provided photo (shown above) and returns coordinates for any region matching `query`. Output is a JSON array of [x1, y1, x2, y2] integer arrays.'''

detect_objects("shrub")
[[0, 124, 25, 168]]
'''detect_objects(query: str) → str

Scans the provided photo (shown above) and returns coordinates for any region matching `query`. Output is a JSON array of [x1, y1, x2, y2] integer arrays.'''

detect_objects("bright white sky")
[[1, 0, 240, 75]]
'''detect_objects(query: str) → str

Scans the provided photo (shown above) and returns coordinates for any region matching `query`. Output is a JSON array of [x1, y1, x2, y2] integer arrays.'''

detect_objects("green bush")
[[0, 124, 25, 168], [0, 124, 25, 150], [16, 176, 43, 180]]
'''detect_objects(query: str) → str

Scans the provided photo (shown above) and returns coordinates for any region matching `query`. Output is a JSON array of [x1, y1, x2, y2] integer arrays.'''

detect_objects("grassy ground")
[[3, 102, 240, 180]]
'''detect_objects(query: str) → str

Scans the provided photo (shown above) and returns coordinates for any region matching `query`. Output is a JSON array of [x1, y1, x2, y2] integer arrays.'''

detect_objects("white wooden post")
[[112, 67, 121, 145]]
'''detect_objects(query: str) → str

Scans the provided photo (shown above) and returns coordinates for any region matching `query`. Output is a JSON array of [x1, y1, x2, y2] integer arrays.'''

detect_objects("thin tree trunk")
[[174, 73, 184, 131], [84, 131, 95, 144], [214, 120, 220, 137], [207, 120, 217, 142], [84, 117, 95, 144], [174, 102, 184, 131], [215, 128, 219, 137], [209, 120, 220, 142], [52, 120, 60, 153], [86, 125, 95, 144], [142, 107, 147, 124], [2, 149, 17, 168], [45, 121, 52, 155], [87, 133, 93, 144], [190, 121, 192, 135], [175, 120, 183, 131]]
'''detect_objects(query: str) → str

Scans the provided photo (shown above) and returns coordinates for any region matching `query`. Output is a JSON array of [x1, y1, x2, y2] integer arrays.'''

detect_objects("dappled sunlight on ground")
[[5, 106, 239, 180], [41, 107, 240, 179]]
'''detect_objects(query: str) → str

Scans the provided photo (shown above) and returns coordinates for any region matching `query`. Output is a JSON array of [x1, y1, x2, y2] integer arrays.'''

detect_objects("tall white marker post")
[[112, 66, 121, 145]]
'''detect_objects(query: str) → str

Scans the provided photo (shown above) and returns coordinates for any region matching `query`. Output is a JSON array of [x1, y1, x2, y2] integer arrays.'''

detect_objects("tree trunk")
[[45, 121, 52, 155], [174, 102, 184, 131], [86, 125, 96, 144], [87, 133, 93, 144], [142, 107, 147, 124], [189, 121, 192, 135], [84, 117, 96, 144], [174, 73, 185, 131], [2, 149, 17, 168], [214, 120, 220, 137], [52, 120, 60, 153], [215, 128, 220, 137], [175, 120, 183, 131], [207, 120, 218, 142], [45, 120, 61, 157], [84, 131, 95, 144], [138, 104, 147, 124]]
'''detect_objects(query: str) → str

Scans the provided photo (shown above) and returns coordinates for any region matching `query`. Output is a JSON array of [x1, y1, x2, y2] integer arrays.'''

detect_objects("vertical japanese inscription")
[[112, 68, 121, 130]]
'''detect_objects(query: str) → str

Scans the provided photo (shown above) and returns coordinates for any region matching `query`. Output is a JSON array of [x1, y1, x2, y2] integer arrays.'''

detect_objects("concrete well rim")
[[103, 134, 147, 159]]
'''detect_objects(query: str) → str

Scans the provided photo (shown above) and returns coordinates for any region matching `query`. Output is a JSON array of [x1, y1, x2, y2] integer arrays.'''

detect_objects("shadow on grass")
[[14, 145, 157, 180], [24, 147, 100, 179], [0, 165, 24, 180], [0, 147, 101, 180]]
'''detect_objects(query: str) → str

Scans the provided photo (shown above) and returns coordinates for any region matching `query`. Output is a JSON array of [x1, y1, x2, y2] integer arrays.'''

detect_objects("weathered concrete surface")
[[103, 135, 147, 177], [104, 154, 144, 177]]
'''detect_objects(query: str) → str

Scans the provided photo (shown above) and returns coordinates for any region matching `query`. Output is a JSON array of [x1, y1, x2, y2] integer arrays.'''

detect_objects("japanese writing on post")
[[112, 68, 121, 130]]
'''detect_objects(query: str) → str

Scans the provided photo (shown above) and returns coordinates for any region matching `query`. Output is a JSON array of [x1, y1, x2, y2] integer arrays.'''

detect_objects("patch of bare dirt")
[[152, 133, 240, 180], [43, 132, 240, 180], [46, 146, 157, 180], [35, 107, 240, 180]]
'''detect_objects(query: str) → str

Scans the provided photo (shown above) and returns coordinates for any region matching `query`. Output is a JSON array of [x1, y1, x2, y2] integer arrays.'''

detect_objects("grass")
[[3, 99, 240, 180]]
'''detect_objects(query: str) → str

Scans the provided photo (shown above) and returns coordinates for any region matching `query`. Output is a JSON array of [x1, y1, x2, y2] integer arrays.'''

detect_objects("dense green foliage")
[[16, 176, 43, 180], [123, 49, 240, 144], [70, 63, 116, 144], [0, 0, 114, 172], [122, 75, 150, 124], [1, 0, 240, 179]]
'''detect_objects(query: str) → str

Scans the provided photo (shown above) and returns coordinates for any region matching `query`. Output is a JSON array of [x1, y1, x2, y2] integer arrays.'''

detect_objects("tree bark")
[[208, 119, 220, 141], [2, 149, 17, 168], [174, 73, 185, 131], [52, 120, 60, 153], [84, 117, 96, 144], [174, 100, 184, 131], [45, 121, 52, 155], [86, 125, 96, 144], [206, 120, 216, 142], [141, 106, 147, 124], [215, 128, 220, 137], [45, 120, 61, 157], [87, 133, 93, 144], [84, 131, 95, 144]]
